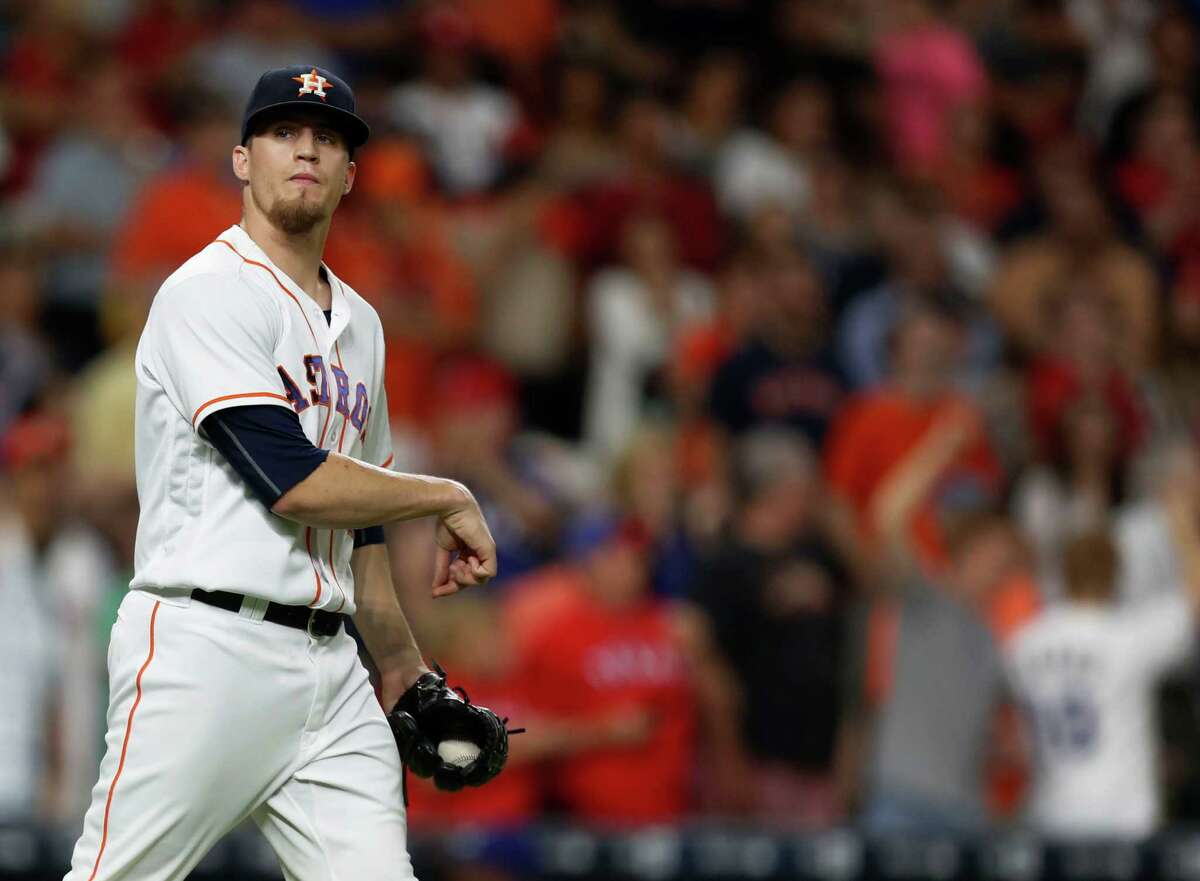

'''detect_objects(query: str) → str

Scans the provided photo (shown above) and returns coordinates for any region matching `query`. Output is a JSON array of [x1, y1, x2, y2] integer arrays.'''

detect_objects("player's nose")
[[293, 129, 319, 162]]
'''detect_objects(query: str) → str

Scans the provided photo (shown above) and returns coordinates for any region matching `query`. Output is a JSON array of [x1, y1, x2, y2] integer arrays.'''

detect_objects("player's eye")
[[316, 132, 334, 145], [275, 126, 295, 138]]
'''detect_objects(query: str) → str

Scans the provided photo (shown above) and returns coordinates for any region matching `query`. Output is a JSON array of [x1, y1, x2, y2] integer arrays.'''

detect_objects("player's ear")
[[232, 144, 250, 183], [343, 160, 356, 195]]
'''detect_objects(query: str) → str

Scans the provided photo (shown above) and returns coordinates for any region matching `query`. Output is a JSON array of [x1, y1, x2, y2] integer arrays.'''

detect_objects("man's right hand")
[[432, 483, 497, 597]]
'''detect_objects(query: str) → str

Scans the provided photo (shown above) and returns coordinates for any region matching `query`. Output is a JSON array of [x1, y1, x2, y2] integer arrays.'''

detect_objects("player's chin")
[[269, 196, 331, 234]]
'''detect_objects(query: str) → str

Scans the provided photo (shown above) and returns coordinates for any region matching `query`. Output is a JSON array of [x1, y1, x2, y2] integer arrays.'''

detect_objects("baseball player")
[[64, 65, 509, 881]]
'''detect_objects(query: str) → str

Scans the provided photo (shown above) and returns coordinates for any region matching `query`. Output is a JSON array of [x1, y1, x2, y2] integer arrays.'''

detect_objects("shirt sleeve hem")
[[191, 392, 293, 431]]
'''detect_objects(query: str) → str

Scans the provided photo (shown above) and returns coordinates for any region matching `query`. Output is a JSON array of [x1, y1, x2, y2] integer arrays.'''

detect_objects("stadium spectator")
[[933, 100, 1025, 235], [1024, 285, 1146, 464], [573, 91, 723, 273], [1150, 261, 1200, 440], [0, 5, 90, 192], [670, 53, 747, 178], [459, 0, 560, 81], [0, 114, 10, 185], [404, 596, 543, 829], [67, 91, 240, 501], [709, 251, 845, 447], [387, 6, 522, 197], [1013, 394, 1129, 599], [1116, 438, 1200, 605], [19, 59, 165, 370], [987, 139, 1159, 370], [1105, 6, 1200, 162], [1114, 87, 1200, 260], [69, 90, 243, 503], [181, 0, 334, 108], [713, 75, 831, 222], [858, 403, 1024, 836], [536, 57, 620, 190], [464, 186, 581, 406], [519, 513, 748, 824], [0, 414, 112, 821], [0, 417, 62, 821], [1006, 515, 1200, 840], [406, 590, 707, 835], [323, 139, 478, 441], [556, 1, 671, 87], [583, 214, 714, 460], [826, 303, 1002, 569], [1068, 0, 1157, 138], [837, 182, 998, 391], [428, 358, 565, 586], [0, 238, 55, 435], [794, 153, 877, 314], [692, 429, 851, 826], [109, 88, 242, 295], [113, 0, 210, 82], [610, 425, 697, 600], [872, 0, 988, 174]]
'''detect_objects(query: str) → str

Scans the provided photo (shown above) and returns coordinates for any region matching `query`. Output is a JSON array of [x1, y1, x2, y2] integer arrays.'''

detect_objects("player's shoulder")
[[142, 244, 282, 349], [159, 235, 242, 287], [154, 238, 271, 310]]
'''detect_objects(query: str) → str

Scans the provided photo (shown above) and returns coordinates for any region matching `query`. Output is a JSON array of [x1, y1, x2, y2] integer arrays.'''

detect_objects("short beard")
[[267, 196, 326, 236]]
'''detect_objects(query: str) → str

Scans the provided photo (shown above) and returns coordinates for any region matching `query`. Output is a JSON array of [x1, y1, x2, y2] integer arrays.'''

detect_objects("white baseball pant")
[[64, 589, 415, 880]]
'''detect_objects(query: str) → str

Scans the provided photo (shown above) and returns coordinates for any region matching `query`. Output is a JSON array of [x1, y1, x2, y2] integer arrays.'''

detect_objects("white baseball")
[[437, 739, 480, 767]]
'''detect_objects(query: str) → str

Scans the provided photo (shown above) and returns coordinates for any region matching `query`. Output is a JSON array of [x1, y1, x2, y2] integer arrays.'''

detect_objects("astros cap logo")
[[241, 65, 369, 148], [292, 68, 332, 101]]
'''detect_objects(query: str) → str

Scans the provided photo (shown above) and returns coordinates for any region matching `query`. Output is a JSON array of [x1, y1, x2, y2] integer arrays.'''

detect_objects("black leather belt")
[[190, 589, 344, 637]]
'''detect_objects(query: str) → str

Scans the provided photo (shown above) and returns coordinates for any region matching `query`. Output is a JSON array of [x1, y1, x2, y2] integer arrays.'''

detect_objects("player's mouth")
[[289, 173, 320, 185]]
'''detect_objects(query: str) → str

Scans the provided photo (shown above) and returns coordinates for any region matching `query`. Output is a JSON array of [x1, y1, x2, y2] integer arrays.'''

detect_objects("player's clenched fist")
[[432, 481, 497, 597]]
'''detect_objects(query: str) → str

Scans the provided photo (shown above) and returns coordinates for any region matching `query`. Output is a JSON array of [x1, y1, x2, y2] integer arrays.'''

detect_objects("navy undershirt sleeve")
[[202, 404, 330, 509], [354, 525, 385, 548], [202, 405, 388, 549], [200, 309, 388, 548]]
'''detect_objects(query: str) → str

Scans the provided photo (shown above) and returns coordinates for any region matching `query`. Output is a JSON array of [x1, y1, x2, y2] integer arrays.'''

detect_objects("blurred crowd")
[[9, 0, 1200, 856]]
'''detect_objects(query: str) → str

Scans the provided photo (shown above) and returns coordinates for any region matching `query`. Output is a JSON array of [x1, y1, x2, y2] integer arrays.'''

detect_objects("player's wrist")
[[440, 479, 475, 514], [378, 653, 430, 707]]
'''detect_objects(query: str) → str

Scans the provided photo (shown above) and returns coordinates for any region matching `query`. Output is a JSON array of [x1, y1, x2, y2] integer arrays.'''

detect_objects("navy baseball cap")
[[241, 65, 370, 151]]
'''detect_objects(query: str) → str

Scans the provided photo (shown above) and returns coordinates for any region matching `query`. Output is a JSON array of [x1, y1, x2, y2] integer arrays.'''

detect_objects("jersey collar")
[[221, 224, 351, 348], [322, 263, 351, 343]]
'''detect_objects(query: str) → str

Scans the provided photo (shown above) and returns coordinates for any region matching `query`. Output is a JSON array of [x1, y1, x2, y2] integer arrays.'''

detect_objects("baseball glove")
[[387, 661, 513, 792]]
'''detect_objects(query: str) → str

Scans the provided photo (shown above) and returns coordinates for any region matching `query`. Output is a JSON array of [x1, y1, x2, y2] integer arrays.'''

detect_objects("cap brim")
[[243, 100, 370, 150]]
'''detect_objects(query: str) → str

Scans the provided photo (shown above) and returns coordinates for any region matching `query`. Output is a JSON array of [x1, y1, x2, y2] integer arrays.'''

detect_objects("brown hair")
[[1062, 530, 1119, 602]]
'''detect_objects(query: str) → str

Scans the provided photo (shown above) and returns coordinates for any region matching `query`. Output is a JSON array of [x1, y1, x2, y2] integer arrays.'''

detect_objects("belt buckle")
[[306, 609, 322, 639]]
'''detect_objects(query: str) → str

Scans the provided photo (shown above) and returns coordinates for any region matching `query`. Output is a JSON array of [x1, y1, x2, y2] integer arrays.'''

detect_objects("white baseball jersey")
[[1005, 593, 1193, 838], [131, 223, 393, 614]]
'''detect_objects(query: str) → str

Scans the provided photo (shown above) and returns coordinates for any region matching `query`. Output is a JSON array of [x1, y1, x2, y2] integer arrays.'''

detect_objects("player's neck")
[[241, 213, 332, 309]]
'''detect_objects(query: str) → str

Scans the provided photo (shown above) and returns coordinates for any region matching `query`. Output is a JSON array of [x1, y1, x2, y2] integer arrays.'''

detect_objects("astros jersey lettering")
[[132, 223, 393, 613]]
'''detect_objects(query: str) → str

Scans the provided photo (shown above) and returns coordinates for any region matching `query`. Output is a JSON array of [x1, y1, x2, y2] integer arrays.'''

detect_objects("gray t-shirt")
[[869, 576, 1003, 811]]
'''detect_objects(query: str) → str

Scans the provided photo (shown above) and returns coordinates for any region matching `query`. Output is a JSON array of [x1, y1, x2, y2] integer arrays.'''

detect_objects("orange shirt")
[[324, 209, 477, 428], [111, 164, 241, 279], [825, 389, 1002, 565], [521, 589, 695, 825], [405, 673, 540, 828], [461, 0, 558, 69]]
